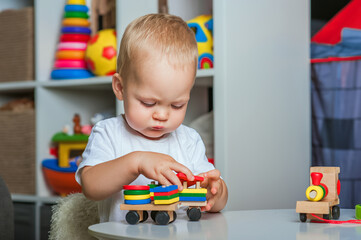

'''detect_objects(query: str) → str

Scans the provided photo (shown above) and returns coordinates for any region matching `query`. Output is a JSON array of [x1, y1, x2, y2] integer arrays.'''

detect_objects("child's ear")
[[112, 73, 124, 101]]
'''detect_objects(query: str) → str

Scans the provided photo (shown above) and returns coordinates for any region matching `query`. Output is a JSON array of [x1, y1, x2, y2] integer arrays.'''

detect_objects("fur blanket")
[[49, 193, 99, 240]]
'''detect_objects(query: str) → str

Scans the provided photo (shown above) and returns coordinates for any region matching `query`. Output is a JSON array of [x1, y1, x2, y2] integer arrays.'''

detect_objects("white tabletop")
[[88, 209, 361, 240]]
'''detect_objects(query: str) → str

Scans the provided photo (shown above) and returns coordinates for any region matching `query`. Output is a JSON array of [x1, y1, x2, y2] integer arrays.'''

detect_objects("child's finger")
[[172, 163, 194, 181], [205, 169, 221, 181], [204, 197, 215, 211], [164, 169, 183, 190], [157, 175, 172, 186]]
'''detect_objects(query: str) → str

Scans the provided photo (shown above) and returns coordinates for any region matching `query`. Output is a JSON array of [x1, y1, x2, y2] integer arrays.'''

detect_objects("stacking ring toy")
[[124, 199, 151, 205], [62, 18, 90, 27], [356, 204, 361, 220], [60, 34, 90, 42], [124, 194, 150, 200], [65, 5, 89, 12], [67, 0, 86, 5], [62, 26, 91, 35], [123, 185, 150, 191], [56, 50, 85, 60], [64, 11, 89, 19], [58, 42, 87, 51], [51, 69, 93, 79], [123, 190, 150, 195], [54, 60, 87, 69]]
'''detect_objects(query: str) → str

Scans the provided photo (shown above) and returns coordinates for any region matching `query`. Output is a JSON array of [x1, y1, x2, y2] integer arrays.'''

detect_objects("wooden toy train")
[[296, 167, 341, 222], [120, 173, 207, 225]]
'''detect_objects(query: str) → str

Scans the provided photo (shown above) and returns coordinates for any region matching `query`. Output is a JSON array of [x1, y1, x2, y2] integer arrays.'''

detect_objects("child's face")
[[117, 51, 195, 140]]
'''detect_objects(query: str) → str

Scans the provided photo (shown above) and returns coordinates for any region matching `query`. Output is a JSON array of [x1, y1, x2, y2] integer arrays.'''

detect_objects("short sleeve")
[[75, 123, 116, 185], [187, 129, 215, 176]]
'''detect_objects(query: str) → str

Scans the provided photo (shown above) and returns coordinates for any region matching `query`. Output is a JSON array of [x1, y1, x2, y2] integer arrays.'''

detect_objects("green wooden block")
[[179, 193, 206, 198], [153, 193, 179, 200]]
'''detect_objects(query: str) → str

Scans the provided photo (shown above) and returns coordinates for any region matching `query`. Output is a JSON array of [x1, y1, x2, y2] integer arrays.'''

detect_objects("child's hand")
[[198, 169, 225, 212], [136, 151, 194, 191]]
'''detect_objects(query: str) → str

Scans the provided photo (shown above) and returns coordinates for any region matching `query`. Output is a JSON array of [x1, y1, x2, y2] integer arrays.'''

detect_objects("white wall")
[[214, 0, 310, 210]]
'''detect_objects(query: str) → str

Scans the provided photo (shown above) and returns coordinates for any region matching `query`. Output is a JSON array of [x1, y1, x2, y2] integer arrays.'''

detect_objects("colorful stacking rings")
[[67, 0, 86, 5], [54, 60, 87, 69], [61, 26, 91, 34], [64, 11, 89, 19], [58, 42, 87, 51], [64, 5, 89, 12], [60, 34, 90, 42], [123, 185, 151, 205], [62, 18, 90, 27], [56, 50, 85, 60], [51, 69, 93, 79]]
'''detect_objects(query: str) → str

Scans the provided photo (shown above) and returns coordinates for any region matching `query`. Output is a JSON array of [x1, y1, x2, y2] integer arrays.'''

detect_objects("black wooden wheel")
[[332, 205, 340, 220], [188, 207, 201, 221], [126, 211, 140, 225], [299, 213, 307, 222], [151, 211, 158, 222], [140, 211, 148, 222], [155, 211, 170, 225]]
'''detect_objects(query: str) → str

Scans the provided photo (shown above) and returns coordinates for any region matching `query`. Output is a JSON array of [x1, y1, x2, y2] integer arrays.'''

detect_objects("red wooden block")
[[154, 189, 178, 196], [177, 173, 204, 187]]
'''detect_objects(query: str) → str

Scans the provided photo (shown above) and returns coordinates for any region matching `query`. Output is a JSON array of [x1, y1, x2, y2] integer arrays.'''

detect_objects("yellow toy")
[[85, 29, 117, 76], [187, 15, 213, 69]]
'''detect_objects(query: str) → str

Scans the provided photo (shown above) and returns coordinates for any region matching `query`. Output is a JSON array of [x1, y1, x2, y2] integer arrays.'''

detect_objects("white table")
[[88, 209, 361, 240]]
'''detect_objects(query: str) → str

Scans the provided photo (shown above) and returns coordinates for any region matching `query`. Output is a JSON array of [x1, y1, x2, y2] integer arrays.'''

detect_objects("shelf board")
[[38, 69, 214, 89], [0, 81, 37, 92], [41, 76, 113, 90], [12, 194, 60, 204]]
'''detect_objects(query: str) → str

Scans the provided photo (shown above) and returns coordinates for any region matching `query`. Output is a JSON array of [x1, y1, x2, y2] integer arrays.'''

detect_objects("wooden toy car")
[[296, 167, 341, 222]]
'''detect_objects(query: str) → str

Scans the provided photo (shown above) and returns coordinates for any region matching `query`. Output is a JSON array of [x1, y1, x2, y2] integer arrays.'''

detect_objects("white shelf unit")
[[1, 0, 311, 239]]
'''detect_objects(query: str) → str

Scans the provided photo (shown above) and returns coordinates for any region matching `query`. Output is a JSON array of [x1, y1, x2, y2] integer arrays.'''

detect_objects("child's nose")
[[153, 109, 168, 121]]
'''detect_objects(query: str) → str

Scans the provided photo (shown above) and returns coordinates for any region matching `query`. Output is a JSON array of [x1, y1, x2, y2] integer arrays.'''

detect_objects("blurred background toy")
[[85, 28, 117, 76], [51, 0, 93, 80], [187, 15, 213, 69], [42, 113, 89, 196]]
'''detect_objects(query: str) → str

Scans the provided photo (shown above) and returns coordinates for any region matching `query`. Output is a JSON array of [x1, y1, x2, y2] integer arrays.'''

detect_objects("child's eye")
[[141, 101, 156, 107], [171, 104, 184, 109]]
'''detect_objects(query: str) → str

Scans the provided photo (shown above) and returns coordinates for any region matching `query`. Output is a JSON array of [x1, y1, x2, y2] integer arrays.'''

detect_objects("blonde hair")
[[117, 13, 198, 79]]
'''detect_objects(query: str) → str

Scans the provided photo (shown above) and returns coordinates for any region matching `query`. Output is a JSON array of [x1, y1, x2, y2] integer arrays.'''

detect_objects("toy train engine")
[[296, 167, 341, 222]]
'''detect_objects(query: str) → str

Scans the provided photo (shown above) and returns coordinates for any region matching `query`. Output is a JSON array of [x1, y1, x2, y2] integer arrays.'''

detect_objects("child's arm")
[[80, 151, 194, 201], [199, 169, 228, 212]]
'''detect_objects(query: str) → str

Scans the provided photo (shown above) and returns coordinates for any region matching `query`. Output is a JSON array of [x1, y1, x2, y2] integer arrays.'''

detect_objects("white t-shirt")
[[75, 115, 215, 222]]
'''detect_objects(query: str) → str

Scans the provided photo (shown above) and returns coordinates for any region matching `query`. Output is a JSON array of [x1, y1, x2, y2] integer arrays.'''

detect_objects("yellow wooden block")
[[150, 192, 154, 197], [154, 197, 179, 205], [179, 188, 207, 194], [58, 142, 87, 167], [124, 194, 150, 200]]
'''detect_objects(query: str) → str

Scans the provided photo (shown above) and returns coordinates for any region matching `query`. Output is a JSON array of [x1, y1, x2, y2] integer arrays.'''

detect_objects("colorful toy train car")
[[120, 174, 207, 225]]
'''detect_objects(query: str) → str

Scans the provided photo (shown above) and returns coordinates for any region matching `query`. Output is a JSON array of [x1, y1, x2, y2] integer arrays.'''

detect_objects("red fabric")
[[312, 0, 361, 45]]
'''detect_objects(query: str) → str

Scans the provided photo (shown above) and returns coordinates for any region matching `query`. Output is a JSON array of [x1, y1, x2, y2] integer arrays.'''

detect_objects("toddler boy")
[[76, 13, 228, 222]]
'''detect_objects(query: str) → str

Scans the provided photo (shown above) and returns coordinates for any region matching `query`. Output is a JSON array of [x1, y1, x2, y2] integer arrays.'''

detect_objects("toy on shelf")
[[51, 0, 93, 80], [187, 15, 213, 69], [120, 173, 207, 225], [296, 167, 341, 222], [85, 29, 117, 76], [42, 114, 89, 196]]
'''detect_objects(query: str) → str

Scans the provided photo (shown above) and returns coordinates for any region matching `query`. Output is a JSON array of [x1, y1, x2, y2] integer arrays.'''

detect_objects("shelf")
[[41, 76, 113, 90], [38, 69, 214, 90], [0, 81, 37, 92], [12, 194, 60, 204]]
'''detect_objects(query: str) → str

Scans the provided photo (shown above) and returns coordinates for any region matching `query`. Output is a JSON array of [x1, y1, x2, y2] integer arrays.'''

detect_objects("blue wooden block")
[[153, 185, 178, 193], [124, 199, 151, 205], [179, 197, 207, 202]]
